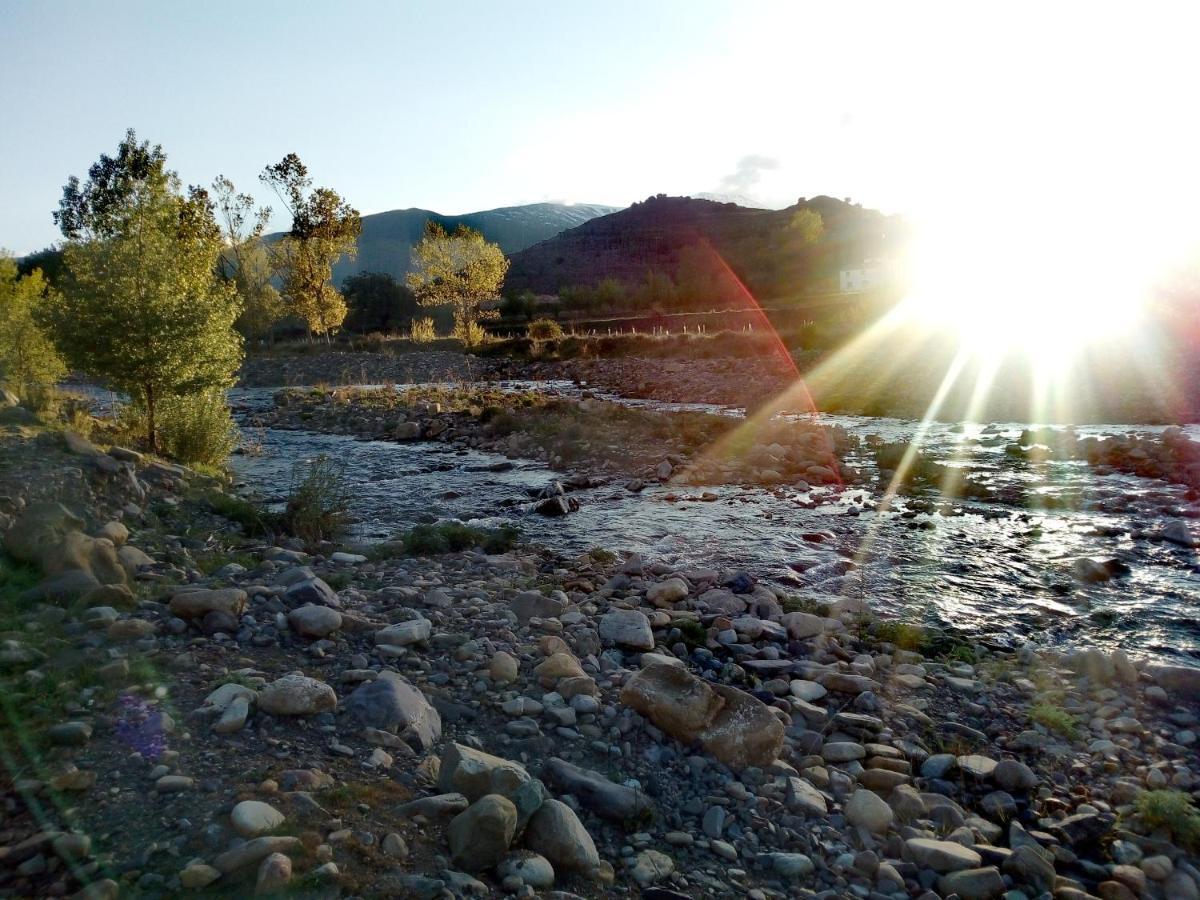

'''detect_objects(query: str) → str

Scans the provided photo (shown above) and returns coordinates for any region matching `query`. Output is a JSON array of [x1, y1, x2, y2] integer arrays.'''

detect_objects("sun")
[[897, 209, 1151, 371]]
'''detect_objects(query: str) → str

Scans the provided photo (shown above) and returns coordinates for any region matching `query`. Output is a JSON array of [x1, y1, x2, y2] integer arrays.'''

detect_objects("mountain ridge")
[[268, 201, 620, 285]]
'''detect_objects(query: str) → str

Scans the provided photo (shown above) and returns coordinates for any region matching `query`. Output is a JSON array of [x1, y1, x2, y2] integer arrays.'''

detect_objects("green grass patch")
[[873, 619, 929, 652], [0, 554, 41, 631], [1134, 790, 1200, 849], [1030, 701, 1080, 740], [202, 489, 277, 537], [780, 595, 831, 617], [399, 523, 520, 556]]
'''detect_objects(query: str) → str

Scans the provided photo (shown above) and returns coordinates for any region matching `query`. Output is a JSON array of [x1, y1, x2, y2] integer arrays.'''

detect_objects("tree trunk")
[[146, 384, 157, 454]]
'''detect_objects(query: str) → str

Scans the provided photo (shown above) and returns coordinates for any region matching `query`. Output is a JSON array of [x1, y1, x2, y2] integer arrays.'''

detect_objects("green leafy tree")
[[634, 269, 678, 312], [260, 154, 361, 341], [45, 129, 242, 451], [592, 277, 627, 312], [787, 208, 824, 246], [213, 175, 284, 344], [341, 271, 417, 333], [16, 246, 66, 287], [407, 221, 509, 345], [500, 289, 537, 321], [0, 254, 67, 401]]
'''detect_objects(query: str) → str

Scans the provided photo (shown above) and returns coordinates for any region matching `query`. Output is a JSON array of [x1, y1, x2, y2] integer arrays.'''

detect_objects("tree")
[[407, 221, 509, 344], [260, 154, 361, 341], [44, 129, 242, 451], [500, 289, 537, 321], [341, 271, 417, 333], [16, 246, 66, 287], [0, 254, 66, 401], [212, 175, 283, 344], [787, 208, 824, 246]]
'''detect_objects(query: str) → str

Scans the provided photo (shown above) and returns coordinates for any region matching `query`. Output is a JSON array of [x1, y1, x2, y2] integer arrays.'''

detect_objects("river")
[[225, 382, 1200, 666]]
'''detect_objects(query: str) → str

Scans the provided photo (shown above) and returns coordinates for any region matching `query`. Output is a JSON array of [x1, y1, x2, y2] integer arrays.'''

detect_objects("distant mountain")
[[268, 202, 619, 286], [503, 194, 906, 300]]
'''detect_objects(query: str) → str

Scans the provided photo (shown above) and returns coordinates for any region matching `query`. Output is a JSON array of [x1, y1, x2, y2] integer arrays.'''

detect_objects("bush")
[[527, 318, 564, 341], [156, 390, 238, 467], [452, 317, 488, 348], [1029, 702, 1080, 739], [410, 317, 437, 343], [204, 489, 276, 537], [1135, 790, 1200, 849], [282, 455, 351, 546], [400, 522, 519, 555]]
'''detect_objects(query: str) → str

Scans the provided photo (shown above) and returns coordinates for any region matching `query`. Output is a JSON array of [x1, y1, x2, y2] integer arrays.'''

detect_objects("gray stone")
[[598, 609, 654, 650], [344, 671, 440, 748], [525, 799, 599, 873], [447, 794, 518, 872], [258, 674, 336, 716]]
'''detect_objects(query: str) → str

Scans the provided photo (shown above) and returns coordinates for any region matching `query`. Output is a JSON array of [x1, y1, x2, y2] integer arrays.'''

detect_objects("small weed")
[[283, 455, 351, 547], [203, 489, 277, 537], [1030, 701, 1080, 740], [1134, 790, 1200, 849], [780, 595, 831, 617], [400, 523, 519, 556], [0, 553, 41, 631], [873, 619, 928, 652], [677, 618, 708, 648]]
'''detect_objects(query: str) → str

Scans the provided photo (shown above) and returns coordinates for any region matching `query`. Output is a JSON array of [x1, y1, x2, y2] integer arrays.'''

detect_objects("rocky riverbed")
[[2, 388, 1200, 899]]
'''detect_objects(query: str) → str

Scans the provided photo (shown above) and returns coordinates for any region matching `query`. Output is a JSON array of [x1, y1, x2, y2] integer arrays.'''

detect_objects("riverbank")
[[3, 399, 1200, 898], [238, 338, 1200, 424]]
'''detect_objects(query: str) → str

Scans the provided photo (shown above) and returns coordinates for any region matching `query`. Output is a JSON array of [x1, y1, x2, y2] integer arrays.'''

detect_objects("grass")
[[780, 595, 831, 617], [1030, 701, 1080, 740], [0, 553, 41, 631], [398, 522, 520, 556], [1134, 790, 1200, 850], [872, 619, 929, 652], [282, 455, 351, 547], [202, 488, 277, 537]]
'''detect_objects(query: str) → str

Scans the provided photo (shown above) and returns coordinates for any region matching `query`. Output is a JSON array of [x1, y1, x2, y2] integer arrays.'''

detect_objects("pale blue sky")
[[4, 0, 1199, 271]]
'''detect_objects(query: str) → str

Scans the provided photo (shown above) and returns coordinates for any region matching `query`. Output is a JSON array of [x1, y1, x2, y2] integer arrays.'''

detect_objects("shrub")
[[527, 318, 563, 341], [1030, 702, 1080, 739], [1135, 790, 1200, 849], [400, 522, 519, 555], [155, 390, 238, 467], [282, 455, 351, 546], [410, 317, 437, 343], [203, 489, 276, 537], [873, 619, 928, 651], [452, 317, 488, 348]]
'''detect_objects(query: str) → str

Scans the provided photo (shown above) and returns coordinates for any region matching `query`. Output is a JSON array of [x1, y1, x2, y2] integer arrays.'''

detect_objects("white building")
[[839, 259, 883, 293]]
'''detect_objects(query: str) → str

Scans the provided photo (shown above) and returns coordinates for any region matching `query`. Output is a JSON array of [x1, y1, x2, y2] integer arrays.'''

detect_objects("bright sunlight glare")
[[898, 206, 1166, 369]]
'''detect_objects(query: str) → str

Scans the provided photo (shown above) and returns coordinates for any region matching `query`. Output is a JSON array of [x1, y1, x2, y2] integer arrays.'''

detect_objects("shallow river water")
[[226, 383, 1200, 666]]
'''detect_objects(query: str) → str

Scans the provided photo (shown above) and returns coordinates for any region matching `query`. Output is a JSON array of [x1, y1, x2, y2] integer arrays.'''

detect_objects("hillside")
[[503, 194, 907, 301], [309, 202, 617, 285]]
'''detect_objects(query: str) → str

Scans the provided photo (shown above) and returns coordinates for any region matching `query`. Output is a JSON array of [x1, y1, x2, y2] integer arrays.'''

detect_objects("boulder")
[[845, 787, 894, 833], [620, 663, 784, 769], [543, 757, 653, 821], [525, 799, 600, 873], [646, 578, 689, 606], [283, 576, 339, 608], [511, 590, 567, 621], [169, 588, 247, 620], [344, 671, 440, 748], [489, 651, 519, 683], [231, 800, 285, 838], [257, 674, 336, 716], [905, 837, 982, 872], [447, 794, 518, 872], [702, 682, 785, 769], [374, 619, 431, 647], [3, 502, 84, 564], [620, 663, 725, 739], [598, 609, 654, 650], [288, 604, 342, 638]]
